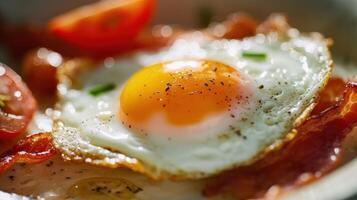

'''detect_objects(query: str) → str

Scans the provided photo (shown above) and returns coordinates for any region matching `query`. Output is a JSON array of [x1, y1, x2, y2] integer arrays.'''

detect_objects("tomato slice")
[[0, 65, 37, 139], [48, 0, 155, 55]]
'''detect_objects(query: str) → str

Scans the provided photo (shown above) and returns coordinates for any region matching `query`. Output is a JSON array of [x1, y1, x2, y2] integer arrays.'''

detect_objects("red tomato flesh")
[[48, 0, 155, 55], [0, 65, 37, 139]]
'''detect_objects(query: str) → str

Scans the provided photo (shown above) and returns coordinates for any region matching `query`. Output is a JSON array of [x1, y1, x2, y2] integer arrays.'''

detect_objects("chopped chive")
[[88, 83, 116, 96], [242, 51, 267, 61]]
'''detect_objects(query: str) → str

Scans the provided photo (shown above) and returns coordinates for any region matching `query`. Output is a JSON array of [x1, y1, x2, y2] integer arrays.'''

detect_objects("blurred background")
[[0, 0, 356, 62]]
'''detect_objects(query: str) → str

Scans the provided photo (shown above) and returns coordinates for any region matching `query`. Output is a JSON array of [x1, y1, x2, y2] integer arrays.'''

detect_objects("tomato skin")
[[48, 0, 155, 55], [0, 65, 37, 139]]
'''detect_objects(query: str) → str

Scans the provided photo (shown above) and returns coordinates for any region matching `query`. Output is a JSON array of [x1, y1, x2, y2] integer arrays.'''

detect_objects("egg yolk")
[[119, 60, 245, 129]]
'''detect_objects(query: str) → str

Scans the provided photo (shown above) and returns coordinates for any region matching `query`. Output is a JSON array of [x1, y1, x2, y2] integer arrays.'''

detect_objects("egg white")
[[53, 30, 332, 179]]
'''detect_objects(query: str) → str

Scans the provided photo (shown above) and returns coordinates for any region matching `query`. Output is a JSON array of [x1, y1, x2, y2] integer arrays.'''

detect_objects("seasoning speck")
[[8, 175, 15, 181], [46, 161, 54, 167]]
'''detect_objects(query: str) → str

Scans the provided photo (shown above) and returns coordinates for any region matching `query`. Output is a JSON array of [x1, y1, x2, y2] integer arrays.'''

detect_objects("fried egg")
[[53, 30, 332, 179]]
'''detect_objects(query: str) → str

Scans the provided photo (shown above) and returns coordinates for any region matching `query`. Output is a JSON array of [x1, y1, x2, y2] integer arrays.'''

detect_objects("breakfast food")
[[48, 0, 155, 55], [0, 65, 37, 139], [204, 79, 357, 199], [1, 75, 357, 200], [0, 155, 213, 200], [53, 29, 331, 179], [0, 0, 357, 199]]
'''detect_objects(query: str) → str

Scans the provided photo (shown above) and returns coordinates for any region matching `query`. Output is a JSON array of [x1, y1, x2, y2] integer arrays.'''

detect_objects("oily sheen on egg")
[[119, 60, 252, 136], [54, 31, 331, 179]]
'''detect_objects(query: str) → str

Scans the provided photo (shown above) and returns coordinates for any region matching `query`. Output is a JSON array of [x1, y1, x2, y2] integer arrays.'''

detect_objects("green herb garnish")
[[88, 83, 116, 97], [0, 94, 10, 108], [242, 51, 267, 61]]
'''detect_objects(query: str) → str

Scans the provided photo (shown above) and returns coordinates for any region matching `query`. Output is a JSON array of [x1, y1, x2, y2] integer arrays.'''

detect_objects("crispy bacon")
[[203, 79, 357, 199], [0, 133, 57, 173], [312, 77, 346, 115]]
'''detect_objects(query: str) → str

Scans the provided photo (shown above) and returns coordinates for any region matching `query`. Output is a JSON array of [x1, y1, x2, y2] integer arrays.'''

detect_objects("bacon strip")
[[311, 77, 346, 115], [0, 133, 57, 173], [203, 80, 357, 199]]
